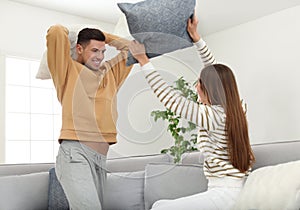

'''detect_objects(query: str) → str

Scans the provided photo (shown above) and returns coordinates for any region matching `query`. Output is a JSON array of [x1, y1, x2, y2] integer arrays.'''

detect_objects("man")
[[46, 25, 133, 209]]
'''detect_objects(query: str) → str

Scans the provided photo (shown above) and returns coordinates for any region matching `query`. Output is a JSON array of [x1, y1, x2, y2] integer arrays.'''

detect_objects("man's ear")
[[76, 43, 83, 55]]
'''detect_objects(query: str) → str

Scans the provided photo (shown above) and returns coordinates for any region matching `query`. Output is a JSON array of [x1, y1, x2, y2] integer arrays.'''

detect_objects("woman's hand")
[[129, 40, 149, 66], [187, 13, 201, 43]]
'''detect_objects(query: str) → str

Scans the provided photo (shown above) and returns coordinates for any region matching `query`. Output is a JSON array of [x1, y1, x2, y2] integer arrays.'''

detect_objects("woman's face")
[[195, 81, 208, 104]]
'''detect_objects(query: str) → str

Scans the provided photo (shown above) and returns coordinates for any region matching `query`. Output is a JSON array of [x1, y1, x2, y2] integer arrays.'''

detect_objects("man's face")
[[77, 40, 106, 71]]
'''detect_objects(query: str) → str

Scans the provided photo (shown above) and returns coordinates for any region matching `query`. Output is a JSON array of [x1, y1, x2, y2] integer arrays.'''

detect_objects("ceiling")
[[9, 0, 300, 35]]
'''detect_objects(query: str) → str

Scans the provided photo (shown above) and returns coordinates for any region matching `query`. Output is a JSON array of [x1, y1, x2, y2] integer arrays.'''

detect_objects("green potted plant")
[[151, 77, 199, 163]]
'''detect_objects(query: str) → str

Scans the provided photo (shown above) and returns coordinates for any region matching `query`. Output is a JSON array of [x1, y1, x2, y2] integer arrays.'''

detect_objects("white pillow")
[[36, 24, 101, 80], [36, 50, 51, 80], [234, 160, 300, 210]]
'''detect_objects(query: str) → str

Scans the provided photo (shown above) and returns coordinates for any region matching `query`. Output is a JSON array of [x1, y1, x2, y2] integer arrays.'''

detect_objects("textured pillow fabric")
[[234, 160, 300, 210], [36, 50, 51, 80], [0, 172, 49, 210], [36, 24, 103, 80], [36, 27, 80, 80], [118, 0, 196, 66], [48, 168, 69, 210], [144, 163, 207, 210], [104, 171, 145, 210]]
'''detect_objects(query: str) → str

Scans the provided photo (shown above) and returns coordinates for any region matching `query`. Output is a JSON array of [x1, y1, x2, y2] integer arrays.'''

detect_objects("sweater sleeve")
[[194, 39, 217, 66], [102, 32, 133, 88], [46, 25, 73, 102], [142, 63, 225, 131]]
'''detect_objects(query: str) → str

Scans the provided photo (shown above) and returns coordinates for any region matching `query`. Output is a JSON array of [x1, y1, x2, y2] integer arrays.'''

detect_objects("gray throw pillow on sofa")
[[118, 0, 196, 66], [104, 171, 145, 210], [144, 163, 207, 210], [48, 168, 69, 210]]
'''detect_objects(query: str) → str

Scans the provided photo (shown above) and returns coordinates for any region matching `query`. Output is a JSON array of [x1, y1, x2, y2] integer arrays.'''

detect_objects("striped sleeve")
[[194, 39, 217, 66], [142, 63, 224, 131], [241, 99, 247, 114]]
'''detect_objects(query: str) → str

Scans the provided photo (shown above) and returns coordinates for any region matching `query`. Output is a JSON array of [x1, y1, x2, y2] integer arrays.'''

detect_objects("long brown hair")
[[199, 64, 255, 172]]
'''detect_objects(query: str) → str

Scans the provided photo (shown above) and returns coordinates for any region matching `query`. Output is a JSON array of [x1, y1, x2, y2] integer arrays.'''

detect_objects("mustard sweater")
[[46, 25, 133, 144]]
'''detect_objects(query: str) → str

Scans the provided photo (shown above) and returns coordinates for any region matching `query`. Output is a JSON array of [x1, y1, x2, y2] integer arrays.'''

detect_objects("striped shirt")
[[142, 39, 247, 179]]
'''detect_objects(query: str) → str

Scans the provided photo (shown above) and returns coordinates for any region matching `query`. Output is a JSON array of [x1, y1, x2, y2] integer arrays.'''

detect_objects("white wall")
[[0, 54, 5, 162], [111, 49, 203, 157], [0, 0, 114, 59], [203, 5, 300, 144]]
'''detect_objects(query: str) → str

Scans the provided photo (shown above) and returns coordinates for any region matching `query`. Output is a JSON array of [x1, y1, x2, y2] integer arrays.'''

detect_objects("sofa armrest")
[[0, 163, 54, 176], [0, 172, 49, 210]]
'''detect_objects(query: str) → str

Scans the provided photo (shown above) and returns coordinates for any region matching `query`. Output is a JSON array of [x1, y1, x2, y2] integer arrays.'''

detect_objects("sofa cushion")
[[48, 168, 69, 210], [0, 172, 49, 210], [118, 0, 195, 66], [144, 163, 207, 210], [180, 151, 204, 165], [104, 171, 145, 210], [234, 160, 300, 210]]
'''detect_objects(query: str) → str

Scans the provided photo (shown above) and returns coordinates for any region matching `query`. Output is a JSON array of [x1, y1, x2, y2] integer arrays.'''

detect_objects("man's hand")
[[187, 12, 201, 43], [129, 40, 149, 66]]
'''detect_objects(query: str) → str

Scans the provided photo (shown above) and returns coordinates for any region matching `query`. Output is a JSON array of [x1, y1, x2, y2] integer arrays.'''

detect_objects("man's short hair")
[[77, 28, 105, 45]]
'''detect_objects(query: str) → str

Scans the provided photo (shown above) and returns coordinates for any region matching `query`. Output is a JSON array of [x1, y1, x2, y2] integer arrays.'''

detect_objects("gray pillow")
[[144, 163, 207, 210], [48, 168, 69, 210], [118, 0, 196, 66], [104, 171, 145, 210]]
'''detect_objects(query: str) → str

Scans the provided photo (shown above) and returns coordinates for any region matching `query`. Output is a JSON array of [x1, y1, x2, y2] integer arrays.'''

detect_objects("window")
[[5, 56, 61, 163]]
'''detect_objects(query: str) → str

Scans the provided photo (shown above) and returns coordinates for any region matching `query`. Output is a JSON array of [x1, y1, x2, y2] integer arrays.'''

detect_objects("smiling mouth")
[[93, 60, 102, 65]]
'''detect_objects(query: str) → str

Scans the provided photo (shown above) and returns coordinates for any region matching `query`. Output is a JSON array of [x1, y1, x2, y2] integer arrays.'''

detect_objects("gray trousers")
[[55, 140, 107, 210]]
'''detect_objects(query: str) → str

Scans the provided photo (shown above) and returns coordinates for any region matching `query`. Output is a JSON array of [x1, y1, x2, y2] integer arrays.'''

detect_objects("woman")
[[129, 15, 255, 210]]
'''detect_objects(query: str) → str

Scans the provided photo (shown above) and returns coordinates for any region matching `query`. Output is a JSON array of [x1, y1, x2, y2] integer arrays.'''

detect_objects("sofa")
[[0, 140, 300, 210]]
